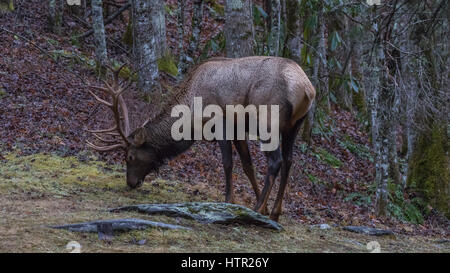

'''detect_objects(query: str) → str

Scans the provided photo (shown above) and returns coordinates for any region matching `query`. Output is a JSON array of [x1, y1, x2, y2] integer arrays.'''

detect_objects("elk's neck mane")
[[139, 62, 203, 161], [139, 58, 230, 161]]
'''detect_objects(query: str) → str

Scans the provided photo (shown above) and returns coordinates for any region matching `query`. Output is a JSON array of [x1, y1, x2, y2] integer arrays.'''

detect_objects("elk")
[[86, 56, 315, 221]]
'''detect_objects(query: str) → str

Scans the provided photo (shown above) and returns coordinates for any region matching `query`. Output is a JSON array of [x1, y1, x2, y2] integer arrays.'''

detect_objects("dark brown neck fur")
[[136, 57, 231, 161]]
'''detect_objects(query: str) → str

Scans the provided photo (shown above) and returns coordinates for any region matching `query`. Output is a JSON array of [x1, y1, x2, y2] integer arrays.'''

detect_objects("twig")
[[78, 2, 131, 39]]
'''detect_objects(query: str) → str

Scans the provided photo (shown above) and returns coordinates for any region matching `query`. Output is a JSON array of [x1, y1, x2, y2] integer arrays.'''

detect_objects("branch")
[[78, 2, 131, 39]]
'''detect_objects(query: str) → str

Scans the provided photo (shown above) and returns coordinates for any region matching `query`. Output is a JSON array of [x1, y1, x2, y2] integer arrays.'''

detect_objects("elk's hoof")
[[269, 213, 280, 222]]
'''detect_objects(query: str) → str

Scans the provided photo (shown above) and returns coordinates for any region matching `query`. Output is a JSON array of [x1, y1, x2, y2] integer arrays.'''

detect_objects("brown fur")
[[138, 56, 315, 150]]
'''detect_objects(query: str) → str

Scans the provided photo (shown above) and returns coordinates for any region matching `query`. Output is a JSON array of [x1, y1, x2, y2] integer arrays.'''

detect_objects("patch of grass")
[[338, 136, 373, 162], [388, 182, 424, 225], [0, 152, 190, 203], [306, 173, 326, 186], [344, 192, 371, 207], [312, 148, 343, 168], [50, 49, 96, 69]]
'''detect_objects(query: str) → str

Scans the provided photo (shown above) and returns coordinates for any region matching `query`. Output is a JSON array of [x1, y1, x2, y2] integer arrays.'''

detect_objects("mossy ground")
[[0, 152, 448, 253]]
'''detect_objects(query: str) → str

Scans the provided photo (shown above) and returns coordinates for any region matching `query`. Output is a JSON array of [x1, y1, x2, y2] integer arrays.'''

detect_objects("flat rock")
[[110, 202, 283, 231], [343, 226, 394, 236], [50, 218, 190, 233]]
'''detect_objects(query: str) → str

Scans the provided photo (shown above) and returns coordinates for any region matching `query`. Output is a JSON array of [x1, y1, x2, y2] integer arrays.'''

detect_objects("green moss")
[[0, 152, 190, 203], [0, 0, 14, 11], [0, 88, 6, 99], [353, 89, 367, 114], [122, 21, 133, 47], [111, 62, 138, 81], [408, 125, 449, 218], [206, 0, 225, 16], [157, 52, 178, 77]]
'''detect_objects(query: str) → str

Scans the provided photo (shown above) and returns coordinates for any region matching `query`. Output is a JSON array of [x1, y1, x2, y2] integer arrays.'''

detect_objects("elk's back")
[[181, 56, 315, 130]]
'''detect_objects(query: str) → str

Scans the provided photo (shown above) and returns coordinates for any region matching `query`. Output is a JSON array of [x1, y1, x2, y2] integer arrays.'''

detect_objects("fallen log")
[[343, 226, 395, 236], [110, 202, 283, 231], [50, 218, 191, 233]]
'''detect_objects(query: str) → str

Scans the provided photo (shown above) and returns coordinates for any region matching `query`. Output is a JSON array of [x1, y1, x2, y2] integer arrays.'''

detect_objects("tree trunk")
[[406, 0, 449, 217], [187, 0, 204, 60], [388, 93, 401, 185], [48, 0, 64, 34], [150, 0, 166, 58], [177, 0, 186, 77], [132, 0, 162, 95], [268, 0, 281, 56], [284, 0, 302, 63], [224, 0, 254, 58], [91, 0, 108, 71], [336, 16, 353, 111], [302, 2, 326, 143]]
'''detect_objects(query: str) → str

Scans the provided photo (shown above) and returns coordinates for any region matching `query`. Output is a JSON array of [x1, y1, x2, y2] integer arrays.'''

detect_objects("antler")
[[86, 64, 132, 151]]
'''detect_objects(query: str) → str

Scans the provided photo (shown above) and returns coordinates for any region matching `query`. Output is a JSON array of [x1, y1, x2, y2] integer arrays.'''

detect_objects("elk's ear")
[[133, 127, 147, 147]]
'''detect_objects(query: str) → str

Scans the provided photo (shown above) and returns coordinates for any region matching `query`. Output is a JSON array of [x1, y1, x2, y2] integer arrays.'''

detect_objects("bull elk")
[[86, 56, 315, 221]]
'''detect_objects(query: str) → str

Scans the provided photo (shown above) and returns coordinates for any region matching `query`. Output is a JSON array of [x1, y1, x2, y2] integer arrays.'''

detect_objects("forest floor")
[[0, 1, 448, 252], [0, 151, 448, 253]]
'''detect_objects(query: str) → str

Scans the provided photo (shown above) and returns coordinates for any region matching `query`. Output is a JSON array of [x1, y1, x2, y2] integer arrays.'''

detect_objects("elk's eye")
[[127, 155, 135, 162]]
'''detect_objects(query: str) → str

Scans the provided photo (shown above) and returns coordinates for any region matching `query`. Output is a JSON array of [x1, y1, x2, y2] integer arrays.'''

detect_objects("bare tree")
[[48, 0, 64, 34], [268, 0, 281, 56], [91, 0, 108, 70], [187, 0, 204, 59], [177, 0, 186, 77], [224, 0, 254, 58], [302, 1, 327, 143], [132, 0, 164, 95], [284, 0, 302, 63]]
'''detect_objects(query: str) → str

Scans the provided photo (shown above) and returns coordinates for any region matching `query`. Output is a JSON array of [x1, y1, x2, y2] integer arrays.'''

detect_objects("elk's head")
[[86, 65, 158, 189]]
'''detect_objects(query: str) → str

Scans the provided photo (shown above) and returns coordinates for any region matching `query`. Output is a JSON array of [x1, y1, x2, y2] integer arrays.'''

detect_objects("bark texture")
[[224, 0, 254, 58], [132, 0, 164, 94], [91, 0, 108, 69]]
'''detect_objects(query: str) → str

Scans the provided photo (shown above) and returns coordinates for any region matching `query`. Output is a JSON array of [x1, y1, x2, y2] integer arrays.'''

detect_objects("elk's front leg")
[[219, 140, 234, 203]]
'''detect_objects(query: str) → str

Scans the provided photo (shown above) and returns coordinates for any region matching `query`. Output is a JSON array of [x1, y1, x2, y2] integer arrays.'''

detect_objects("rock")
[[318, 224, 331, 230], [343, 226, 394, 236], [110, 202, 283, 231], [50, 218, 191, 234], [308, 223, 332, 231]]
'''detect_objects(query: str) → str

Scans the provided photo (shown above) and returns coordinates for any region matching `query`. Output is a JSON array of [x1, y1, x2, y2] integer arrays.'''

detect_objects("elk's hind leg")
[[254, 147, 282, 215], [270, 117, 305, 221], [233, 140, 268, 214], [219, 140, 235, 203]]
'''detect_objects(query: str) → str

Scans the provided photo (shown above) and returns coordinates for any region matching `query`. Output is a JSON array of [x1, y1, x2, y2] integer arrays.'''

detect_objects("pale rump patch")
[[282, 62, 316, 126]]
